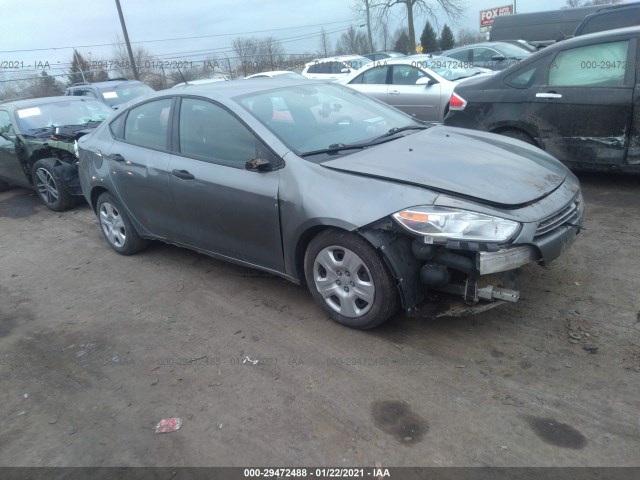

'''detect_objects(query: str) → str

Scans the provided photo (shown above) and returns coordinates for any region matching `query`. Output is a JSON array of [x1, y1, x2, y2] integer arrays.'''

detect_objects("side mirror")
[[416, 77, 436, 86], [491, 55, 506, 62], [245, 158, 273, 172], [340, 67, 350, 73]]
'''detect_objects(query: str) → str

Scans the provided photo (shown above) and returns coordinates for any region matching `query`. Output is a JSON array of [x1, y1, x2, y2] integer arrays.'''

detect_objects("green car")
[[0, 96, 113, 211]]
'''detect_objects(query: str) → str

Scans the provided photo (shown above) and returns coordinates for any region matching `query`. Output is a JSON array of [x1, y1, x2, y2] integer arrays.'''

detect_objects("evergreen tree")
[[393, 31, 410, 55], [419, 21, 438, 53], [439, 24, 455, 50], [67, 50, 92, 86]]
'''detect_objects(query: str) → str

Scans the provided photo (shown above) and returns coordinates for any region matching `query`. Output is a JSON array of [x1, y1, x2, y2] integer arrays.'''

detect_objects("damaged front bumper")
[[361, 194, 585, 318]]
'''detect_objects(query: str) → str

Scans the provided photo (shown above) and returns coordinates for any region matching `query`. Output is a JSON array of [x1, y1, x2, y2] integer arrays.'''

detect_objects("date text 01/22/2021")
[[243, 467, 391, 478]]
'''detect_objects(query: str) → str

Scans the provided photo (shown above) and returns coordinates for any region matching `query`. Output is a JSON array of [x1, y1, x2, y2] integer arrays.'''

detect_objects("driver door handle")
[[389, 89, 401, 95], [536, 92, 562, 99], [172, 169, 195, 180], [109, 153, 125, 162]]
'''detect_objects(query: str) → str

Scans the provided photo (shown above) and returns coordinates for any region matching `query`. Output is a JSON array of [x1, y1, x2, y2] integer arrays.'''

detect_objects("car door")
[[104, 97, 176, 238], [0, 109, 30, 187], [528, 38, 635, 166], [347, 65, 390, 103], [388, 65, 441, 121], [168, 97, 283, 271]]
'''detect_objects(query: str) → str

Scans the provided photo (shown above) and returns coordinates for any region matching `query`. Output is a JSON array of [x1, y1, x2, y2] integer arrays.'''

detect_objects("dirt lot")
[[0, 173, 638, 467]]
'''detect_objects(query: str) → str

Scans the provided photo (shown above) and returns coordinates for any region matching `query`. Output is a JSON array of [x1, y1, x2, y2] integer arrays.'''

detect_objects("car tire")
[[497, 129, 536, 146], [304, 229, 399, 329], [31, 159, 75, 211], [96, 192, 148, 255], [0, 178, 11, 192]]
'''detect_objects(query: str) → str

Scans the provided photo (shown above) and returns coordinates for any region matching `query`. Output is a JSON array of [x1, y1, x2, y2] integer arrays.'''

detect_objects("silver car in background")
[[78, 79, 584, 329], [337, 56, 489, 122]]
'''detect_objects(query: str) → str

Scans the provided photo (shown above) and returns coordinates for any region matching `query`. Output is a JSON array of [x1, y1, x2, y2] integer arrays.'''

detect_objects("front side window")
[[179, 98, 257, 168], [391, 65, 427, 85], [0, 111, 14, 137], [548, 40, 629, 87], [123, 98, 171, 150]]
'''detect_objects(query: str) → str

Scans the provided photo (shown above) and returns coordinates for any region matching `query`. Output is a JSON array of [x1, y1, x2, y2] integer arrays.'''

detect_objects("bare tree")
[[317, 28, 332, 57], [232, 36, 286, 76], [565, 0, 621, 6], [378, 18, 393, 51], [335, 26, 370, 55], [351, 0, 377, 52], [111, 34, 155, 81], [455, 27, 485, 46], [376, 0, 464, 54]]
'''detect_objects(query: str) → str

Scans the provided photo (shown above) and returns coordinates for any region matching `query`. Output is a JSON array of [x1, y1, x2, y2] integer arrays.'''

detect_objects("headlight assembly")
[[392, 206, 519, 243]]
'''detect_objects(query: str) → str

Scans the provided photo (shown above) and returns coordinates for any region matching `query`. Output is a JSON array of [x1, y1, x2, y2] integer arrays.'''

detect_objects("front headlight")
[[392, 206, 519, 243]]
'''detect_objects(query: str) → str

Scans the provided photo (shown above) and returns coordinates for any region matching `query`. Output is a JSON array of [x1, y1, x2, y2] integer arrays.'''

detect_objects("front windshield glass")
[[237, 83, 419, 158], [15, 99, 113, 134], [99, 83, 154, 106], [410, 57, 485, 81]]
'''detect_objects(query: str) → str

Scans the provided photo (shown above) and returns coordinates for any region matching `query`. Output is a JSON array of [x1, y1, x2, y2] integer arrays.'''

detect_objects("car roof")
[[137, 78, 323, 101], [0, 96, 103, 109], [445, 41, 526, 51], [67, 79, 144, 89], [305, 54, 369, 65], [527, 24, 640, 54]]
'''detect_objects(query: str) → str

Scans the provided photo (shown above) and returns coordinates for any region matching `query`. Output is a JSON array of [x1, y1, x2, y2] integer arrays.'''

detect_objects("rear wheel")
[[32, 159, 74, 211], [304, 229, 398, 329], [96, 192, 148, 255], [496, 129, 536, 146]]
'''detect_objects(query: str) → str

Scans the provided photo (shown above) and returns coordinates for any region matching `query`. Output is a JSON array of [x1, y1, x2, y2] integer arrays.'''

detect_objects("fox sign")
[[480, 5, 513, 27]]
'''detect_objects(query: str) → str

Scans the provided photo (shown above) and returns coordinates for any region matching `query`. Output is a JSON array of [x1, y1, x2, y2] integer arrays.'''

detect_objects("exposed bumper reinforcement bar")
[[477, 246, 539, 275]]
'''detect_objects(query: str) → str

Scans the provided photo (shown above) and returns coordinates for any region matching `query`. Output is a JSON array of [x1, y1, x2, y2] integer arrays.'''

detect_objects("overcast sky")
[[1, 0, 572, 80]]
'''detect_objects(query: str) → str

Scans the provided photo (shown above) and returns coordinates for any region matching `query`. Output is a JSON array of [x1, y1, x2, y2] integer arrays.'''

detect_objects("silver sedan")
[[337, 56, 489, 122]]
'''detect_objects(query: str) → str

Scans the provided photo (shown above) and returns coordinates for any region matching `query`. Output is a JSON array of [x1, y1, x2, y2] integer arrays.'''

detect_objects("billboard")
[[480, 5, 513, 32]]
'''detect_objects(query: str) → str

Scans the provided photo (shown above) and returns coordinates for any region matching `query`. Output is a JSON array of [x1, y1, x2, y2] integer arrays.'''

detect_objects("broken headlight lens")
[[392, 206, 519, 242]]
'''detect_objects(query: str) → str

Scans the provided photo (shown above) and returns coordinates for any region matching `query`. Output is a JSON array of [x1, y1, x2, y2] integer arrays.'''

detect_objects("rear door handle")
[[109, 153, 125, 162], [389, 90, 401, 95], [536, 92, 562, 99], [172, 169, 195, 180]]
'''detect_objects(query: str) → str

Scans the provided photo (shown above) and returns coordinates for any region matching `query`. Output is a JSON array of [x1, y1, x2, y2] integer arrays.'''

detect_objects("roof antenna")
[[177, 66, 188, 85]]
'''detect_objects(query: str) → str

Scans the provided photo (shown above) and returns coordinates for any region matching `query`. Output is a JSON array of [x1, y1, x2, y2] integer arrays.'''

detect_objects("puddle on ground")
[[524, 415, 587, 449], [371, 400, 428, 445]]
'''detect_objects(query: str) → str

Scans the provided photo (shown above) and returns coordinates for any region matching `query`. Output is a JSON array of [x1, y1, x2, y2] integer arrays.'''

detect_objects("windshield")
[[98, 83, 154, 106], [237, 83, 419, 159], [15, 99, 113, 134], [410, 57, 486, 81]]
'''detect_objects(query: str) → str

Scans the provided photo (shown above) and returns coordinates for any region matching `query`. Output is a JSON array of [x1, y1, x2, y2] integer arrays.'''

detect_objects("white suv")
[[301, 55, 371, 81]]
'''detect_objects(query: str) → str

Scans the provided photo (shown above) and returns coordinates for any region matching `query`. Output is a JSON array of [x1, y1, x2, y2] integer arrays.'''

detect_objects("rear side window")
[[307, 62, 330, 74], [447, 50, 470, 62], [351, 66, 389, 84], [548, 40, 629, 87], [123, 98, 172, 150]]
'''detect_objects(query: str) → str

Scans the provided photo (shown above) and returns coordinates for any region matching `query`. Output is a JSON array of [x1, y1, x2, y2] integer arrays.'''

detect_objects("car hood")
[[321, 126, 568, 208]]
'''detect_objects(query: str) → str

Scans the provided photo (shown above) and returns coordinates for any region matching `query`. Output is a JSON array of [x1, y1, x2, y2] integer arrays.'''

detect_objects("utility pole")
[[114, 0, 139, 80]]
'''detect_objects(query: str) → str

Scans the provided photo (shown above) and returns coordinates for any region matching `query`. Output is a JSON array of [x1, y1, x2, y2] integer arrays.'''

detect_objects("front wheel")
[[304, 229, 399, 329], [32, 159, 75, 211], [96, 192, 148, 255]]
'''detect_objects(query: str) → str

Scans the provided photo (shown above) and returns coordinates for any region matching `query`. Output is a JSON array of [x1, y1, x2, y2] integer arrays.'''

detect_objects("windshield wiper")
[[374, 125, 429, 140], [301, 125, 430, 157]]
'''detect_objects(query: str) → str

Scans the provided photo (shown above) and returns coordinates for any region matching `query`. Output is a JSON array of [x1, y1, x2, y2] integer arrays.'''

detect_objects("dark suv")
[[0, 97, 113, 210], [65, 78, 154, 108]]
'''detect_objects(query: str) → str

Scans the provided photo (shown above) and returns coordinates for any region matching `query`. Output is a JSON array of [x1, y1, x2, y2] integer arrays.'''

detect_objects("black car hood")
[[321, 126, 567, 208]]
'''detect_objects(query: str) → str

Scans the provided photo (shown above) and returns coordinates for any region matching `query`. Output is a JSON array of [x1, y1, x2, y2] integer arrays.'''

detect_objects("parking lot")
[[0, 172, 638, 467]]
